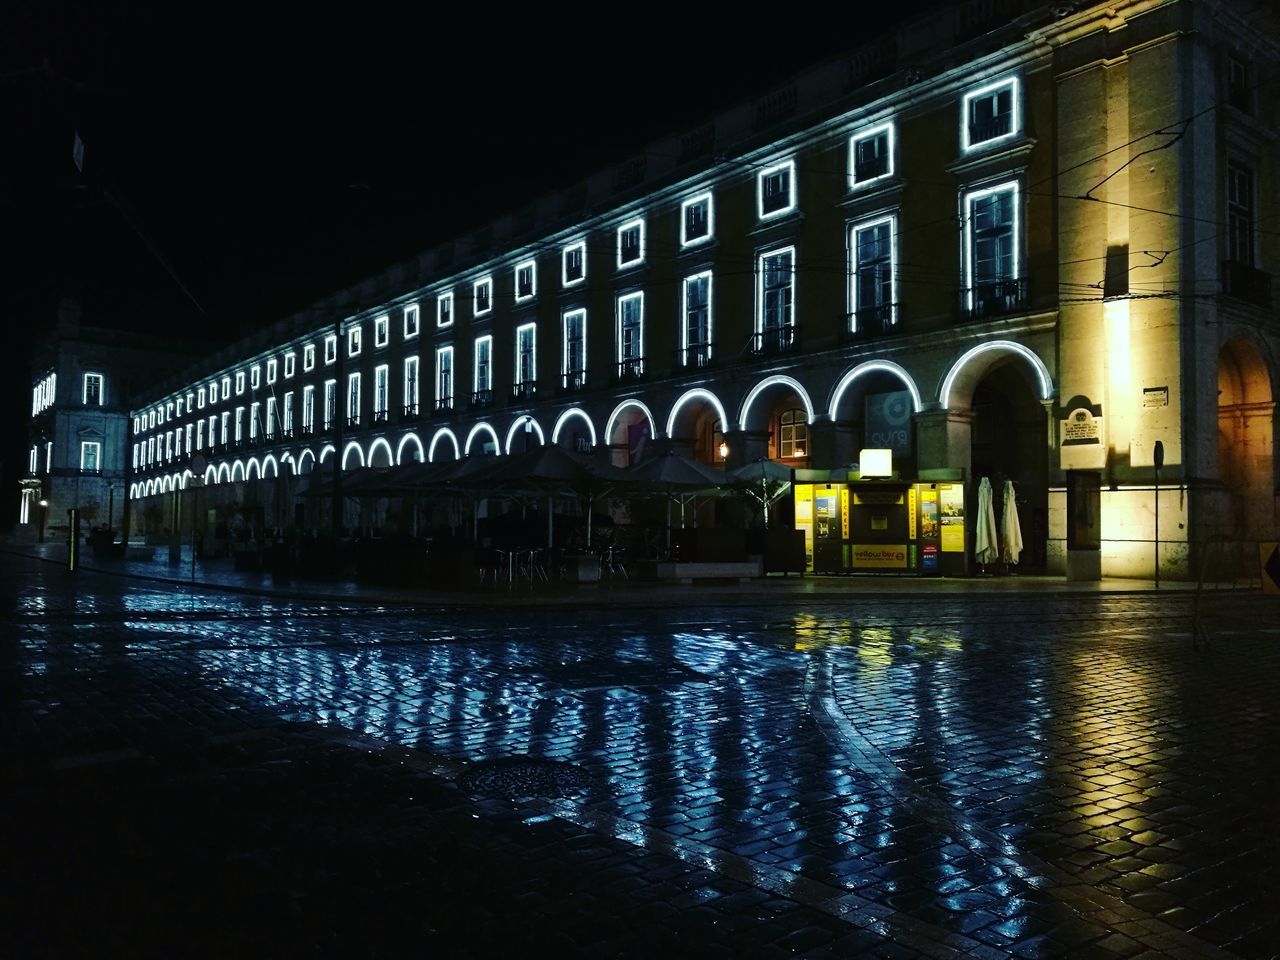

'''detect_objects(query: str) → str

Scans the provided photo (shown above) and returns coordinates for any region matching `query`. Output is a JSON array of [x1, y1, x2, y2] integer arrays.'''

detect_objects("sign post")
[[1153, 440, 1164, 590]]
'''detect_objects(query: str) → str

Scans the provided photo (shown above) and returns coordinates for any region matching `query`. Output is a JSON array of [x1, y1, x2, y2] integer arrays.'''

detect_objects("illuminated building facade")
[[95, 0, 1278, 578]]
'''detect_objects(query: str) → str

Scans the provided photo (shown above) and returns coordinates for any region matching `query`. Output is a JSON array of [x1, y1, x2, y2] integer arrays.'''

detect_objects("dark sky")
[[0, 2, 934, 522]]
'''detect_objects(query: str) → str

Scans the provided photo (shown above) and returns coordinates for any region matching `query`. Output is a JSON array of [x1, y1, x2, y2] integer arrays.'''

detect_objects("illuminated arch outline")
[[261, 454, 278, 479], [604, 399, 657, 445], [318, 444, 336, 465], [551, 407, 598, 447], [366, 437, 394, 468], [737, 375, 815, 431], [939, 339, 1053, 409], [828, 360, 923, 420], [246, 457, 261, 481], [129, 482, 139, 499], [504, 415, 546, 455], [297, 449, 317, 474], [396, 432, 424, 465], [231, 460, 245, 483], [159, 476, 171, 494], [465, 422, 502, 456], [217, 462, 231, 484], [145, 479, 154, 496], [666, 387, 729, 440], [428, 427, 461, 462], [279, 451, 296, 475], [181, 470, 193, 489], [203, 465, 217, 485], [341, 441, 365, 470]]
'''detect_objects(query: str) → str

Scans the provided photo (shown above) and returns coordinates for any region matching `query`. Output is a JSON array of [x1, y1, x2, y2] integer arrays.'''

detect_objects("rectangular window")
[[284, 352, 296, 378], [81, 441, 100, 472], [1228, 161, 1254, 266], [185, 424, 193, 455], [323, 380, 336, 430], [250, 365, 261, 389], [348, 325, 362, 357], [562, 309, 586, 389], [374, 364, 389, 420], [515, 260, 537, 301], [1228, 56, 1251, 113], [174, 428, 181, 458], [235, 406, 244, 442], [186, 390, 194, 410], [404, 303, 420, 339], [963, 77, 1018, 151], [562, 241, 586, 286], [32, 445, 40, 474], [403, 356, 419, 415], [347, 372, 361, 425], [963, 181, 1021, 316], [267, 358, 278, 384], [617, 292, 644, 378], [266, 397, 276, 438], [303, 385, 316, 433], [374, 315, 389, 348], [850, 123, 894, 187], [176, 397, 184, 417], [436, 346, 454, 410], [304, 343, 316, 371], [166, 401, 174, 421], [283, 392, 294, 435], [852, 215, 896, 332], [758, 160, 796, 219], [681, 193, 713, 247], [757, 247, 796, 351], [236, 371, 246, 395], [196, 419, 205, 451], [434, 292, 452, 328], [682, 272, 713, 367], [324, 335, 337, 365], [473, 335, 493, 398], [617, 218, 645, 268], [473, 277, 492, 317], [249, 401, 260, 440], [515, 324, 536, 395], [83, 372, 104, 405], [209, 415, 217, 447], [148, 436, 155, 464], [220, 411, 230, 445]]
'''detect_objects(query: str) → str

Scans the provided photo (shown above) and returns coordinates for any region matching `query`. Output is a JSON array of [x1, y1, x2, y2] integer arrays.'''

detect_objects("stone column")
[[914, 409, 972, 476]]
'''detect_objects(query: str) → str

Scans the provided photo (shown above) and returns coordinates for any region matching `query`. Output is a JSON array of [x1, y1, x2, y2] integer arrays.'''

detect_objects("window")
[[324, 335, 337, 365], [185, 425, 193, 455], [81, 441, 100, 472], [265, 398, 276, 438], [210, 414, 218, 447], [348, 325, 362, 357], [220, 377, 230, 400], [404, 303, 420, 339], [1228, 56, 1251, 113], [198, 387, 206, 409], [851, 215, 896, 332], [562, 309, 586, 389], [617, 292, 644, 378], [473, 335, 493, 399], [403, 356, 419, 415], [374, 364, 389, 420], [436, 347, 454, 410], [149, 410, 156, 429], [1228, 161, 1254, 266], [83, 373, 104, 405], [963, 181, 1021, 316], [220, 411, 229, 445], [196, 419, 205, 451], [284, 352, 296, 378], [249, 402, 260, 440], [347, 372, 361, 425], [31, 445, 39, 473], [323, 380, 336, 430], [778, 409, 808, 459], [850, 123, 893, 187], [236, 371, 246, 395], [283, 393, 293, 435], [617, 219, 645, 268], [267, 358, 278, 384], [473, 278, 492, 317], [166, 401, 174, 421], [515, 260, 537, 302], [186, 391, 194, 411], [562, 241, 586, 286], [758, 159, 796, 219], [963, 77, 1019, 151], [515, 324, 536, 395], [235, 406, 244, 443], [681, 193, 713, 247], [147, 437, 155, 464], [682, 272, 713, 366], [250, 365, 261, 389], [176, 397, 184, 417], [303, 385, 316, 433], [374, 315, 389, 348], [757, 247, 796, 350], [304, 343, 317, 371]]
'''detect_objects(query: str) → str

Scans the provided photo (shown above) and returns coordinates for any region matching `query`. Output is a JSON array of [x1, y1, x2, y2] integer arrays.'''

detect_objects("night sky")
[[1, 3, 935, 524]]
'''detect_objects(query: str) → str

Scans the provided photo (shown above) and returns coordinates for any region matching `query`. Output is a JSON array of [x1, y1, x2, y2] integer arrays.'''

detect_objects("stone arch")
[[940, 339, 1053, 411], [279, 452, 296, 476], [318, 444, 335, 465], [465, 422, 501, 456], [204, 465, 217, 485], [428, 428, 461, 462], [667, 388, 729, 465], [231, 460, 245, 483], [828, 360, 923, 420], [604, 399, 656, 467], [181, 470, 193, 489], [217, 462, 231, 484], [246, 457, 261, 481], [505, 415, 546, 455], [396, 432, 424, 465], [367, 437, 394, 468], [551, 407, 597, 450], [341, 441, 365, 470], [737, 375, 815, 432], [262, 454, 279, 479], [1217, 334, 1277, 540], [297, 449, 316, 476]]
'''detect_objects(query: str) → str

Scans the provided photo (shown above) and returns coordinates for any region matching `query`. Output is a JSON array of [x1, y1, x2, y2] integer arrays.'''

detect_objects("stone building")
[[110, 0, 1276, 578]]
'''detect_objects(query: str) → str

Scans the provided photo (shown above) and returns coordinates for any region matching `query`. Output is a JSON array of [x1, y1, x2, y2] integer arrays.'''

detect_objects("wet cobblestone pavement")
[[2, 556, 1278, 958]]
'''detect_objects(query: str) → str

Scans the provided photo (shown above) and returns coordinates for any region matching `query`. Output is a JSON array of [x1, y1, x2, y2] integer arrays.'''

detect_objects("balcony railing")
[[849, 302, 895, 337], [750, 325, 798, 356], [562, 369, 586, 392], [346, 415, 362, 429], [616, 357, 645, 383], [373, 408, 388, 424], [471, 389, 493, 409], [434, 397, 454, 414], [968, 114, 1012, 146], [956, 278, 1027, 320], [678, 342, 714, 369], [511, 380, 537, 401], [853, 153, 889, 182], [401, 403, 419, 420], [1221, 260, 1271, 307]]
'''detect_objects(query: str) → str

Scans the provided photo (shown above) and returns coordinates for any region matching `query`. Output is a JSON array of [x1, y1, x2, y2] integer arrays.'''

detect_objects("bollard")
[[67, 508, 80, 573]]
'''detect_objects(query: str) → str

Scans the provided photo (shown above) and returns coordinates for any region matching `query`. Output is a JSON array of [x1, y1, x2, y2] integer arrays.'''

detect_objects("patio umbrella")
[[1001, 479, 1024, 566], [975, 476, 999, 567], [628, 451, 728, 546], [728, 458, 793, 528]]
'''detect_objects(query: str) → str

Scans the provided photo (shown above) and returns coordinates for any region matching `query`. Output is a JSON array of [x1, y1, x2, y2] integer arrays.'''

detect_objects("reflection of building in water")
[[47, 0, 1277, 581]]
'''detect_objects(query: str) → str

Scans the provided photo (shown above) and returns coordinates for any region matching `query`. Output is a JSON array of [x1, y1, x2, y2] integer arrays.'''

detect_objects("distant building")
[[45, 0, 1280, 578]]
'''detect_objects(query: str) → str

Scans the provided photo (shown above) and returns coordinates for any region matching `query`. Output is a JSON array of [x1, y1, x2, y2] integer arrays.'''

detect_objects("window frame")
[[562, 240, 587, 287], [616, 218, 646, 269], [849, 122, 895, 189], [236, 371, 246, 395], [473, 334, 493, 394], [80, 440, 101, 472], [284, 351, 296, 378], [346, 371, 361, 424], [680, 192, 714, 247], [404, 303, 420, 339], [403, 356, 419, 414], [373, 363, 389, 418], [436, 345, 455, 408], [961, 76, 1020, 153], [347, 325, 362, 358], [849, 214, 898, 332], [438, 292, 454, 328], [250, 365, 261, 390], [616, 291, 645, 375], [304, 343, 316, 372], [514, 259, 537, 303], [324, 335, 337, 365], [472, 277, 492, 317], [961, 180, 1021, 309], [757, 159, 797, 220], [682, 270, 713, 362], [82, 372, 105, 406], [562, 308, 587, 387], [756, 245, 797, 334], [514, 323, 537, 389], [374, 314, 389, 348]]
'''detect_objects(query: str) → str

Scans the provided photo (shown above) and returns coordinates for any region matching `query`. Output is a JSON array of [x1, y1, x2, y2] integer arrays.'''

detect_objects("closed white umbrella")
[[1002, 479, 1024, 566], [975, 477, 999, 567]]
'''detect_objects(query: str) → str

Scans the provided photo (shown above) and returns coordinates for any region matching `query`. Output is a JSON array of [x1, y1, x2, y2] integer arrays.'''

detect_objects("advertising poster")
[[920, 488, 939, 540], [794, 485, 814, 570], [852, 544, 908, 569], [939, 482, 965, 553]]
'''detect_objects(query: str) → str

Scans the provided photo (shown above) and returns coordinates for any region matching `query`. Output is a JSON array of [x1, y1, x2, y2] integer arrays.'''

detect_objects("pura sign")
[[865, 390, 913, 455]]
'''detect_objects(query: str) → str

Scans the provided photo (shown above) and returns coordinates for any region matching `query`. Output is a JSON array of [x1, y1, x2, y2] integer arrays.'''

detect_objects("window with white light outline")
[[403, 356, 419, 414], [962, 180, 1021, 315], [515, 260, 537, 302], [185, 391, 194, 411], [681, 193, 713, 247], [266, 399, 276, 438], [850, 214, 896, 332], [166, 401, 173, 421], [250, 365, 261, 390], [303, 385, 315, 433], [206, 382, 215, 405], [30, 446, 38, 474], [283, 392, 293, 435], [220, 411, 229, 445], [562, 308, 586, 388], [434, 292, 452, 328], [682, 271, 713, 366], [236, 371, 246, 395], [404, 303, 419, 339], [436, 346, 454, 409], [81, 440, 100, 472], [562, 241, 586, 287], [962, 77, 1019, 152], [617, 218, 645, 269], [473, 278, 492, 317], [324, 335, 337, 365], [323, 380, 336, 430], [515, 324, 536, 393], [266, 359, 277, 385], [284, 352, 296, 378], [850, 123, 894, 188], [374, 364, 389, 419], [347, 372, 361, 424], [209, 414, 218, 447], [149, 410, 156, 429], [757, 159, 796, 220], [83, 372, 104, 406], [617, 292, 644, 377], [374, 315, 389, 348], [249, 402, 260, 440], [304, 343, 316, 371], [756, 246, 796, 349], [196, 419, 205, 451], [473, 335, 492, 396], [347, 325, 362, 358], [222, 376, 231, 400], [147, 436, 155, 464], [176, 397, 184, 417], [235, 406, 244, 443]]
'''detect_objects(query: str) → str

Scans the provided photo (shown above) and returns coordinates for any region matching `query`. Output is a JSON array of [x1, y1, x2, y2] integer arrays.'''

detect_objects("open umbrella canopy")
[[451, 445, 629, 495], [728, 458, 794, 507], [627, 451, 727, 491]]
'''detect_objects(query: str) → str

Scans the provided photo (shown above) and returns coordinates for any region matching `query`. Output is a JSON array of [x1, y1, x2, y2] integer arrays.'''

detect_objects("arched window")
[[779, 408, 807, 458]]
